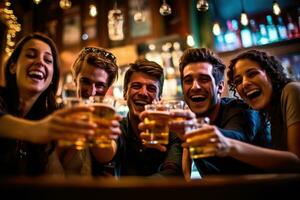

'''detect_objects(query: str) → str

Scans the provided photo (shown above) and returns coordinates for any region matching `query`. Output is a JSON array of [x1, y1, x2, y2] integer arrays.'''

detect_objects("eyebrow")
[[25, 47, 53, 57]]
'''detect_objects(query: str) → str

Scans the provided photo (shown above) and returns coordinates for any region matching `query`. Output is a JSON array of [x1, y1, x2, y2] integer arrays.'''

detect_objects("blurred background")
[[1, 0, 300, 99]]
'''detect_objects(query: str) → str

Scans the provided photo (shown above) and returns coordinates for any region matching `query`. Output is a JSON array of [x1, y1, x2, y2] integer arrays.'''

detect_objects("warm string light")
[[0, 1, 21, 56], [212, 22, 221, 36]]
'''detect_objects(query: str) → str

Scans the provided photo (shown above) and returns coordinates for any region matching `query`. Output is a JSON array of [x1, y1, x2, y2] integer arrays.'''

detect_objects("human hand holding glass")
[[182, 118, 222, 159], [89, 96, 121, 148]]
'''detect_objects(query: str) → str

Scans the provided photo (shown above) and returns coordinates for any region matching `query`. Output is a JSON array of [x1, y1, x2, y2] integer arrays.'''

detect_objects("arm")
[[91, 115, 122, 163], [228, 122, 300, 172], [0, 106, 96, 143]]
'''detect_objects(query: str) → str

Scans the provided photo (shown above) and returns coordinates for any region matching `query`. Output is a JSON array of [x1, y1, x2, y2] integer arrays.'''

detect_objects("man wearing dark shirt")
[[178, 48, 271, 177], [116, 59, 183, 177]]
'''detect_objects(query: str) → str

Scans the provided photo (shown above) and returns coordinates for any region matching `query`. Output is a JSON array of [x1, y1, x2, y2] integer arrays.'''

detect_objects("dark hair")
[[227, 49, 292, 98], [179, 48, 226, 85], [72, 46, 118, 88], [123, 59, 164, 98], [4, 32, 60, 115]]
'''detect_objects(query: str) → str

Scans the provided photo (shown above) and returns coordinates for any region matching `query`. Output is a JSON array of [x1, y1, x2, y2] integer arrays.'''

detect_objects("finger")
[[185, 133, 216, 147], [142, 143, 167, 152], [55, 106, 94, 117], [52, 115, 97, 130]]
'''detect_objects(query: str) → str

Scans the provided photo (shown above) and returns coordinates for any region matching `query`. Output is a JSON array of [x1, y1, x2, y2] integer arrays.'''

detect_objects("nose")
[[87, 84, 97, 97], [191, 80, 201, 90], [242, 76, 251, 88], [138, 85, 148, 96]]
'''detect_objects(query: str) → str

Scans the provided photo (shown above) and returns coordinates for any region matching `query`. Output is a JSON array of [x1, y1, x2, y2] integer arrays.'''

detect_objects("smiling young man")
[[116, 59, 183, 177], [178, 48, 271, 177]]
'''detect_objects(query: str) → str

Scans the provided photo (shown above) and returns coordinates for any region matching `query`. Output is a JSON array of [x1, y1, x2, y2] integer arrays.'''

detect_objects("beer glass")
[[143, 102, 171, 145], [186, 117, 216, 159], [163, 99, 186, 122], [58, 97, 89, 150], [89, 96, 116, 148]]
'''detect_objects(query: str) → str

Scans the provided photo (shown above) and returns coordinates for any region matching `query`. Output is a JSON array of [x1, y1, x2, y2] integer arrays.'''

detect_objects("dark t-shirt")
[[194, 98, 271, 175], [0, 87, 53, 176], [116, 115, 183, 177]]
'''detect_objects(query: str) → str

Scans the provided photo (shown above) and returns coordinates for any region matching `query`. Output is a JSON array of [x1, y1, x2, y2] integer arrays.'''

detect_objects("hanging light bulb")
[[89, 4, 97, 17], [272, 0, 281, 16], [33, 0, 42, 4], [197, 0, 209, 11], [60, 0, 72, 10], [240, 11, 249, 26], [134, 11, 145, 22], [212, 22, 221, 36], [240, 0, 248, 26], [159, 0, 172, 16], [186, 34, 195, 47]]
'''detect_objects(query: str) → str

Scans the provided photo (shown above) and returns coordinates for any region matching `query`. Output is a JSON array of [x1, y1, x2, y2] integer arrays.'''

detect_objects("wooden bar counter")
[[1, 173, 300, 199]]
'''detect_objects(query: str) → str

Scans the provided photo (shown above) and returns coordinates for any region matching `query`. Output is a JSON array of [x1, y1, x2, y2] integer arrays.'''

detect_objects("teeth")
[[246, 89, 259, 96], [29, 71, 44, 78], [191, 95, 205, 98], [135, 100, 148, 105]]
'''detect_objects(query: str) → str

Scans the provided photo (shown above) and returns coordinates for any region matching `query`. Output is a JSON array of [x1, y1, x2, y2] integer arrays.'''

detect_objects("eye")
[[130, 83, 141, 90], [44, 56, 53, 64], [233, 77, 242, 86], [147, 85, 157, 93], [183, 77, 192, 84], [247, 70, 258, 78], [95, 83, 106, 90], [198, 76, 210, 83], [80, 78, 91, 85]]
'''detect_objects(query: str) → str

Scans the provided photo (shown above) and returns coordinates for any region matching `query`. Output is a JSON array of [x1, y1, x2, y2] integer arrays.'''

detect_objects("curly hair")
[[179, 48, 226, 85], [227, 49, 292, 98], [123, 59, 164, 98]]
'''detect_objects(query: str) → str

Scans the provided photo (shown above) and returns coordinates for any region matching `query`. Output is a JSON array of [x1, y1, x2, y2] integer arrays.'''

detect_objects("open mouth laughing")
[[27, 69, 46, 81], [245, 88, 262, 100]]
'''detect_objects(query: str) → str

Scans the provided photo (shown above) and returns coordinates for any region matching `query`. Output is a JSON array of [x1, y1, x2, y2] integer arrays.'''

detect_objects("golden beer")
[[90, 103, 116, 148], [143, 111, 170, 145], [186, 124, 216, 159], [58, 97, 89, 150]]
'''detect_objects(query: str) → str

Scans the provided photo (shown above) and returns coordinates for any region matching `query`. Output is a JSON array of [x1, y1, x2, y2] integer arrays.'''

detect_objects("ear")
[[217, 80, 225, 95], [9, 63, 17, 74]]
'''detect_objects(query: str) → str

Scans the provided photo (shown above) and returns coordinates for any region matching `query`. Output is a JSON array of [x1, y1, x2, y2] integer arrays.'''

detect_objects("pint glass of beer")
[[186, 117, 216, 159], [142, 103, 171, 145], [89, 96, 116, 148], [58, 97, 90, 150]]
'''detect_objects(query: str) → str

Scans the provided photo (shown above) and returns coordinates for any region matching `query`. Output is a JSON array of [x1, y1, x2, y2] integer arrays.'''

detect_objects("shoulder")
[[282, 82, 300, 95], [221, 97, 250, 110]]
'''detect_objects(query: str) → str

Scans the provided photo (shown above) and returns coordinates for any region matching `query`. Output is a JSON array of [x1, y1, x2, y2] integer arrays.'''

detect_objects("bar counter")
[[1, 173, 299, 199]]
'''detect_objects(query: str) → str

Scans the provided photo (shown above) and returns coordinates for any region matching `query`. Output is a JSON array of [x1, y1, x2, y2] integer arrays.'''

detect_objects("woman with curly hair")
[[223, 49, 300, 172]]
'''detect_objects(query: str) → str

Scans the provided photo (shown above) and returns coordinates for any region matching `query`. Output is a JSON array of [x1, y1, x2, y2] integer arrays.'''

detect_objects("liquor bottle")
[[224, 20, 241, 51], [249, 19, 261, 46], [276, 16, 288, 40], [287, 14, 300, 39], [258, 23, 269, 45], [240, 23, 253, 48], [266, 15, 279, 42]]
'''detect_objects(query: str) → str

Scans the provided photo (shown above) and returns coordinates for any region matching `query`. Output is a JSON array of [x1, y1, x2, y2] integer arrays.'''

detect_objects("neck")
[[19, 91, 41, 117], [196, 100, 221, 124]]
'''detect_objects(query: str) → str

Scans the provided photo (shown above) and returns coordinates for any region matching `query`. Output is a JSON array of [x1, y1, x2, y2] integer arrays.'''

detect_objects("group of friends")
[[0, 32, 299, 180]]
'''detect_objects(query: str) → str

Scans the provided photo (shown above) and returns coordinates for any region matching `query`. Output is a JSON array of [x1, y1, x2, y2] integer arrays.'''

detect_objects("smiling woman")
[[0, 32, 96, 176], [226, 49, 300, 172]]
